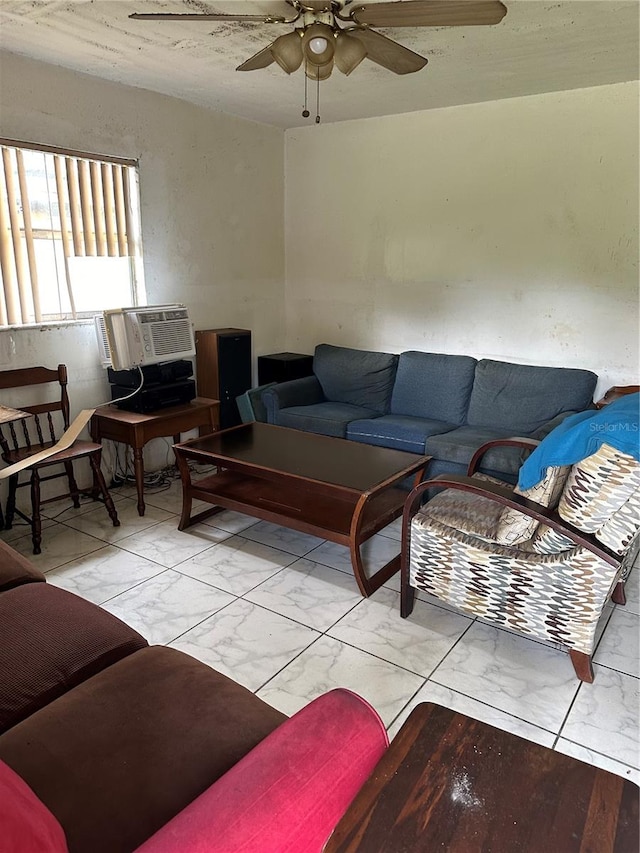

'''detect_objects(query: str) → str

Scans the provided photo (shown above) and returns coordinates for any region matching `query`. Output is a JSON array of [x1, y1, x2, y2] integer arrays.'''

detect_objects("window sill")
[[1, 318, 96, 333]]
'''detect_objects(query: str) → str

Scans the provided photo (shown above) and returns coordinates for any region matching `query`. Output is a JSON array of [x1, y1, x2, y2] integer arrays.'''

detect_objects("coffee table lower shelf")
[[178, 469, 410, 596]]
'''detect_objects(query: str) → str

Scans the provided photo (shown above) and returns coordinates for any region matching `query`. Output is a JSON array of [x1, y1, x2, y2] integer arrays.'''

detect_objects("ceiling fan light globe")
[[270, 30, 303, 74], [335, 31, 367, 75], [302, 22, 335, 66], [309, 36, 328, 54]]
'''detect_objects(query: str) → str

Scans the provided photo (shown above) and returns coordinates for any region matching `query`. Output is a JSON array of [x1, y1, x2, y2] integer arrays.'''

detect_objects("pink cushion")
[[136, 688, 388, 853], [0, 759, 68, 852]]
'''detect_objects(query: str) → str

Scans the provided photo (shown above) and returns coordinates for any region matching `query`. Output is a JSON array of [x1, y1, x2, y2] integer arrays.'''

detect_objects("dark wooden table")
[[173, 422, 429, 597], [90, 398, 219, 516], [324, 702, 639, 852]]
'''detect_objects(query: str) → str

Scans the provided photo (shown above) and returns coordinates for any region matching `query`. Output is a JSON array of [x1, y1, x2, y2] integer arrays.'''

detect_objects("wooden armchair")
[[0, 365, 119, 554]]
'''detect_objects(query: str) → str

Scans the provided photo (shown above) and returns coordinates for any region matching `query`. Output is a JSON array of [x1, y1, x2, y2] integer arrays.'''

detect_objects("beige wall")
[[284, 82, 639, 395]]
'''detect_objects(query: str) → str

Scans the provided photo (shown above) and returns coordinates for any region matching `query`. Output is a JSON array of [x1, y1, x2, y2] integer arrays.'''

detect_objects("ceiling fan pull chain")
[[302, 61, 310, 118], [315, 67, 321, 124]]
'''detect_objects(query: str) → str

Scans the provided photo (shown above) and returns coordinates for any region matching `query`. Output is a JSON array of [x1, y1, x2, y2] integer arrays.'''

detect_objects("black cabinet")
[[258, 352, 314, 385]]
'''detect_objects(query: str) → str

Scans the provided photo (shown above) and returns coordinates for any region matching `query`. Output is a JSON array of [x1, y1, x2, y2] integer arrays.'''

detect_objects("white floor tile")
[[241, 520, 325, 557], [387, 681, 556, 747], [8, 523, 105, 571], [430, 621, 581, 731], [41, 491, 130, 521], [46, 545, 165, 604], [115, 518, 229, 567], [62, 499, 174, 542], [0, 518, 55, 544], [197, 509, 260, 535], [377, 517, 403, 541], [169, 599, 319, 691], [245, 557, 363, 631], [176, 535, 296, 596], [306, 533, 400, 577], [141, 481, 210, 516], [256, 635, 424, 726], [594, 609, 640, 678], [555, 738, 640, 785], [328, 588, 472, 677], [102, 569, 235, 644], [560, 666, 640, 769]]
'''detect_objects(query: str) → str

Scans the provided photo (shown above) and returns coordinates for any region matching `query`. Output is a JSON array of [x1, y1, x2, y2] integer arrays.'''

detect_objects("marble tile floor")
[[4, 480, 639, 785]]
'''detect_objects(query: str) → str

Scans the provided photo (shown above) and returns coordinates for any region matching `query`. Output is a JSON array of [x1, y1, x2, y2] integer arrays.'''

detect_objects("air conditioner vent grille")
[[150, 320, 194, 356]]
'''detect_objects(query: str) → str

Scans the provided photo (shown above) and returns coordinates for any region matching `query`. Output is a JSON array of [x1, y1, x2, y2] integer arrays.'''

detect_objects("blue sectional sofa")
[[262, 344, 598, 482]]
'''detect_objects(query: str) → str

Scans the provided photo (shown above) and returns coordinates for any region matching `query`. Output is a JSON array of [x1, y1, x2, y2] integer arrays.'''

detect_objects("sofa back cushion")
[[0, 583, 148, 734], [466, 360, 597, 433], [313, 344, 398, 415], [390, 351, 477, 424], [0, 759, 68, 852]]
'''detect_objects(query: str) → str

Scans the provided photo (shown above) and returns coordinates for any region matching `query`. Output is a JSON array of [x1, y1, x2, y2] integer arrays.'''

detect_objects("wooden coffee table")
[[173, 422, 429, 596], [325, 702, 639, 852]]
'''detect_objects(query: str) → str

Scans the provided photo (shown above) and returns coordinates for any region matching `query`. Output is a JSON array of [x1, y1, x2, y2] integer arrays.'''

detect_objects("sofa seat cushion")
[[390, 351, 477, 424], [0, 646, 287, 853], [466, 359, 597, 433], [0, 583, 148, 734], [347, 415, 455, 454], [313, 344, 398, 414], [426, 426, 521, 474], [0, 758, 68, 853], [136, 688, 388, 853], [0, 539, 46, 591], [278, 402, 380, 438]]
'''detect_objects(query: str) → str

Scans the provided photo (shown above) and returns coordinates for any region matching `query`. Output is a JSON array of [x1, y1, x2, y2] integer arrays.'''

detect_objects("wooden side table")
[[90, 398, 219, 516], [325, 703, 639, 853]]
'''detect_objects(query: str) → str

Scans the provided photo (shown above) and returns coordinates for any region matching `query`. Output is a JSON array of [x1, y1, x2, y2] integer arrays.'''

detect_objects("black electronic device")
[[258, 352, 314, 385], [111, 379, 196, 413], [107, 360, 193, 389]]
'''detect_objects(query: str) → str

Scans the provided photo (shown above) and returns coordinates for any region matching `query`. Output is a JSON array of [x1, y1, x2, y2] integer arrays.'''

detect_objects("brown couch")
[[0, 539, 386, 853]]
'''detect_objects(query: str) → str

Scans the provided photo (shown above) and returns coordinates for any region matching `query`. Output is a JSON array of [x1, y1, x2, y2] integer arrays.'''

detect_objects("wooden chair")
[[0, 365, 119, 554]]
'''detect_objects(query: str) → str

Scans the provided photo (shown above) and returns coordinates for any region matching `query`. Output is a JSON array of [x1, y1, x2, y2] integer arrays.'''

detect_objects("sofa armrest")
[[262, 376, 325, 424], [136, 688, 388, 853], [467, 437, 541, 477]]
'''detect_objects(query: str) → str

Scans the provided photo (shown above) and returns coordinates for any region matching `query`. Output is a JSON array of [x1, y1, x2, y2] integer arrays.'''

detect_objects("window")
[[0, 139, 146, 326]]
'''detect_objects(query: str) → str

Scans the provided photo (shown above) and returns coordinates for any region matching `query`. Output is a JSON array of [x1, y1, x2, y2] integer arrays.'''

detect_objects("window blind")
[[0, 140, 139, 326]]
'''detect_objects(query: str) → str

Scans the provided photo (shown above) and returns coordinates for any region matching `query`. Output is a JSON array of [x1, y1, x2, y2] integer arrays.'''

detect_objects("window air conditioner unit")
[[95, 305, 195, 371]]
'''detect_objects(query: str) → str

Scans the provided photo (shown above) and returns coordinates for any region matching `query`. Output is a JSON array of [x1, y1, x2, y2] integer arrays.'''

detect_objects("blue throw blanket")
[[518, 393, 640, 490]]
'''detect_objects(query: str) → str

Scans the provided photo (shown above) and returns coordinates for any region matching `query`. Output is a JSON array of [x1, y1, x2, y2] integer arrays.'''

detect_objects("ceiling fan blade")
[[348, 28, 427, 74], [236, 45, 277, 72], [129, 13, 292, 24], [350, 0, 507, 28]]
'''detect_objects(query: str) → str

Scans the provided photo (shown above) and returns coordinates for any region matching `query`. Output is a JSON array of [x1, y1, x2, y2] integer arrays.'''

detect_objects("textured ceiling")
[[0, 0, 638, 128]]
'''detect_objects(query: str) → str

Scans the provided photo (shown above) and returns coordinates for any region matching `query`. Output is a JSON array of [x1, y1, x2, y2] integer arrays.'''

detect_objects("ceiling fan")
[[130, 0, 507, 120]]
